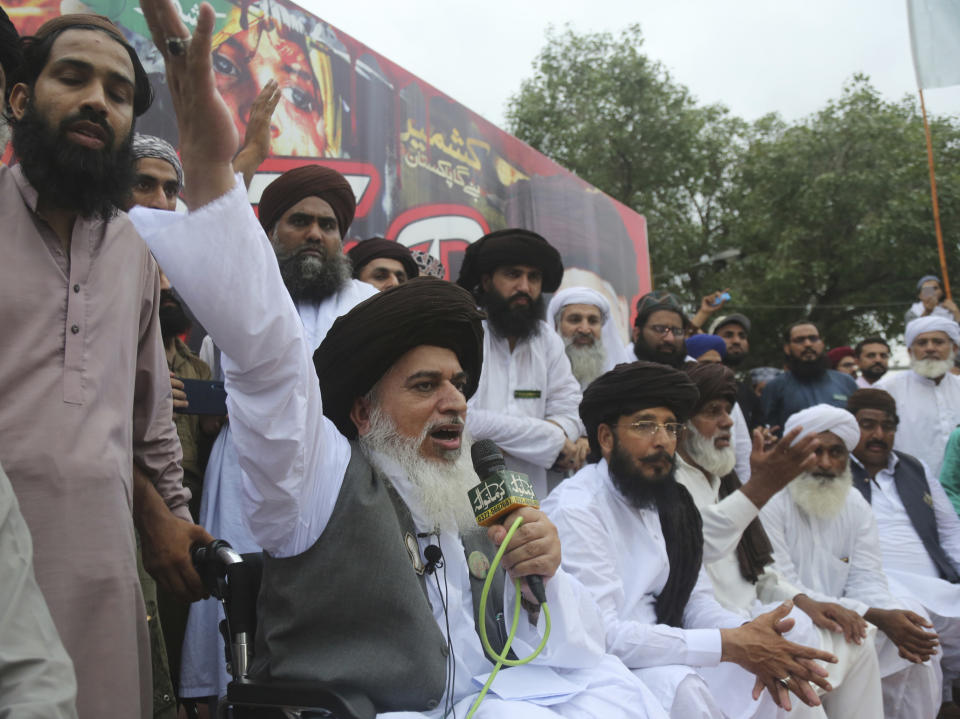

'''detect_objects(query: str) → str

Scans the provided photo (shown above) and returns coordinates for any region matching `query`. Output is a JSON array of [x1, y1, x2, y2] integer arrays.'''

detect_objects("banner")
[[6, 0, 650, 337], [907, 0, 960, 89]]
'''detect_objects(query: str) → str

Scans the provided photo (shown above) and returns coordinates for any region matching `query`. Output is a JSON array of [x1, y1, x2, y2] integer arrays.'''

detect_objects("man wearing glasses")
[[544, 361, 839, 719], [761, 322, 857, 433], [628, 290, 689, 367], [847, 389, 960, 710]]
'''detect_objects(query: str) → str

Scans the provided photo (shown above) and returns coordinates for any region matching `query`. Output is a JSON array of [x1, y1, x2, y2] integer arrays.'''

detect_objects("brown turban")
[[20, 14, 152, 116], [682, 362, 737, 413], [347, 237, 419, 280], [846, 388, 899, 423], [258, 165, 356, 235], [580, 361, 700, 451], [456, 228, 564, 296], [314, 278, 486, 439]]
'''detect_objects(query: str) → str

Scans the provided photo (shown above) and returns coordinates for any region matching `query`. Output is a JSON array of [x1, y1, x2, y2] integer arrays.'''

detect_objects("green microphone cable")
[[465, 516, 552, 719]]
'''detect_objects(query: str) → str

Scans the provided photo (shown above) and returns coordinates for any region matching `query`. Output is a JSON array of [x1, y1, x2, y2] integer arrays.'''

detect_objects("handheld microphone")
[[468, 440, 547, 603]]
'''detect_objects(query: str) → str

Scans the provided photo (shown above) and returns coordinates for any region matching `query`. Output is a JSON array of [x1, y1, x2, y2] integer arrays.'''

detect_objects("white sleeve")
[[541, 330, 585, 440], [466, 406, 568, 468], [699, 489, 761, 563], [843, 494, 898, 610], [923, 459, 960, 575], [130, 178, 348, 557], [733, 403, 751, 482]]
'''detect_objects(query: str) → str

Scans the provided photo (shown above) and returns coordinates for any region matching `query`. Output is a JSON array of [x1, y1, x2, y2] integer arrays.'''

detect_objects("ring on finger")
[[166, 36, 190, 57], [776, 675, 791, 689]]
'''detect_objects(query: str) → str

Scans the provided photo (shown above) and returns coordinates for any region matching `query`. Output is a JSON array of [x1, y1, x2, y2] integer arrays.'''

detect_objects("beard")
[[607, 434, 678, 510], [481, 288, 544, 341], [683, 423, 737, 477], [633, 335, 685, 368], [359, 403, 478, 534], [723, 351, 745, 368], [12, 100, 135, 222], [563, 335, 606, 389], [159, 289, 192, 345], [860, 362, 887, 383], [272, 235, 352, 303], [788, 467, 853, 519], [786, 352, 829, 380], [910, 350, 956, 379]]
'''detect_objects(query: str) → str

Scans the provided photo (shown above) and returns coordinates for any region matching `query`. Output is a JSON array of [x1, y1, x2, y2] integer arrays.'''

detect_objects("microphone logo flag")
[[469, 471, 539, 526]]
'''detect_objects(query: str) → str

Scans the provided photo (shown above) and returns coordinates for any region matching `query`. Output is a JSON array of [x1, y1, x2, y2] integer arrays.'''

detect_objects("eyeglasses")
[[621, 420, 684, 439], [648, 324, 685, 337], [858, 419, 897, 432]]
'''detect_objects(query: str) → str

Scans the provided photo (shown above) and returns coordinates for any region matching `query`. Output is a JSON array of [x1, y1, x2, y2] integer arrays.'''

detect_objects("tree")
[[506, 24, 746, 302]]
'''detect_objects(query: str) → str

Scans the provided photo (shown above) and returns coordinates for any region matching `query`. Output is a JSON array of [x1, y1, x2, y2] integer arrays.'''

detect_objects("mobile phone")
[[712, 291, 731, 306], [176, 379, 227, 415]]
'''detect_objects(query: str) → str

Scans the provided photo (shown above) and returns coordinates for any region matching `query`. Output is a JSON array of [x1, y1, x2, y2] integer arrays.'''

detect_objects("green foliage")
[[508, 29, 960, 367]]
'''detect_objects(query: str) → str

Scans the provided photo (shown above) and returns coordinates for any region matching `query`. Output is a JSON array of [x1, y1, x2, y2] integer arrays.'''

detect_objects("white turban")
[[784, 404, 861, 453], [905, 315, 960, 348], [547, 286, 629, 371]]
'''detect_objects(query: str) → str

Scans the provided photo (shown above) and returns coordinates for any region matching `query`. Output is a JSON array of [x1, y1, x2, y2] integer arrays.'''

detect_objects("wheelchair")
[[192, 540, 376, 719]]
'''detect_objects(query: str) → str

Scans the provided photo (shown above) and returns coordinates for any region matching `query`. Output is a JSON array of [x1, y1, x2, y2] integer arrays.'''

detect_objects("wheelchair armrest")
[[227, 679, 376, 719]]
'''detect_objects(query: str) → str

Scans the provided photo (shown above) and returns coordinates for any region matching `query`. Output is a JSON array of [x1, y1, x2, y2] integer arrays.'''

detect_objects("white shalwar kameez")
[[760, 486, 942, 719], [180, 279, 376, 700], [544, 459, 789, 719], [131, 178, 665, 719], [467, 322, 584, 499], [876, 369, 960, 477], [674, 456, 883, 719], [852, 453, 960, 698]]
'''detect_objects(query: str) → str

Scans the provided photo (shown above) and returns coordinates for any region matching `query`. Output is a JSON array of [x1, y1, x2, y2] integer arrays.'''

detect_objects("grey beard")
[[563, 335, 606, 389], [910, 350, 956, 379], [683, 423, 737, 478], [358, 403, 478, 534], [788, 467, 853, 519], [271, 231, 352, 303]]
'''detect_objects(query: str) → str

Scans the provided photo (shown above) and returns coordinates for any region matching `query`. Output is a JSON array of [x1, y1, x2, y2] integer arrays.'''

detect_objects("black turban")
[[456, 228, 564, 296], [682, 362, 737, 413], [314, 278, 485, 439], [847, 388, 899, 423], [0, 8, 21, 90], [18, 14, 152, 115], [634, 290, 685, 329], [580, 361, 700, 448], [347, 237, 419, 280], [258, 165, 356, 235]]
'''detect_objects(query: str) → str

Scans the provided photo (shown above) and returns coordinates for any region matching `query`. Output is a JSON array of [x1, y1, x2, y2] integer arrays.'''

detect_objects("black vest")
[[851, 451, 960, 584], [250, 445, 511, 713]]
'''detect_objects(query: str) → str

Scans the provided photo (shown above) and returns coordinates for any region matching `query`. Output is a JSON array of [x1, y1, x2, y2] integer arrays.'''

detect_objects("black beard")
[[481, 288, 544, 341], [607, 437, 678, 510], [12, 100, 135, 222], [861, 363, 887, 382], [159, 289, 191, 345], [723, 352, 745, 368], [632, 335, 685, 368], [278, 249, 352, 303], [786, 352, 829, 380]]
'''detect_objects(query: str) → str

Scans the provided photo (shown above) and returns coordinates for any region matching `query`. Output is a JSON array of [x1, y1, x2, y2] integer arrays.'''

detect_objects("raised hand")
[[234, 79, 282, 189], [740, 425, 819, 508]]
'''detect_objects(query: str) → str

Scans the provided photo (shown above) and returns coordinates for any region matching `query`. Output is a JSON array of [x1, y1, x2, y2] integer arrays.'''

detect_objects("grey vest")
[[852, 451, 960, 584], [250, 445, 512, 713]]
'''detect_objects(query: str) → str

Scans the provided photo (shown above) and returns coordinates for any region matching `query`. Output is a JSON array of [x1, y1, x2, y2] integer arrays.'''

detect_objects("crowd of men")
[[1, 3, 960, 719]]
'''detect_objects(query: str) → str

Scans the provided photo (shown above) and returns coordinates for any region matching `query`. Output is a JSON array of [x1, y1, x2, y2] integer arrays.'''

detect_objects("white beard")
[[910, 349, 956, 379], [788, 467, 853, 519], [563, 335, 607, 389], [359, 404, 479, 534], [683, 423, 737, 477]]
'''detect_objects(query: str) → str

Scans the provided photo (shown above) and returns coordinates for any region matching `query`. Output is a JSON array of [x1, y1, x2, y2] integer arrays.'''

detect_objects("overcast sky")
[[300, 0, 960, 130]]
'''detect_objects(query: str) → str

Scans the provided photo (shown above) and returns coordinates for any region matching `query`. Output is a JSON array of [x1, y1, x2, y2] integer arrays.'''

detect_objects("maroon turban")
[[456, 228, 564, 296], [258, 165, 356, 235], [828, 346, 855, 368], [347, 237, 419, 280], [314, 278, 486, 439]]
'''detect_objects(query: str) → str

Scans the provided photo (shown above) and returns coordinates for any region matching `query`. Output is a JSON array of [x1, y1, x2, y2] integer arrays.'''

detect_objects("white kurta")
[[675, 456, 884, 719], [131, 179, 663, 718], [852, 453, 960, 691], [760, 487, 943, 719], [876, 369, 960, 477], [467, 321, 584, 499], [180, 279, 376, 699], [543, 459, 794, 719]]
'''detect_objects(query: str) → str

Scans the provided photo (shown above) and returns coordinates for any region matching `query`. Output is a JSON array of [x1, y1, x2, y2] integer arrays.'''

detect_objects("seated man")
[[760, 405, 944, 719], [847, 388, 960, 702], [543, 362, 837, 719], [676, 362, 883, 718], [131, 6, 666, 714], [546, 286, 630, 390], [347, 236, 419, 291]]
